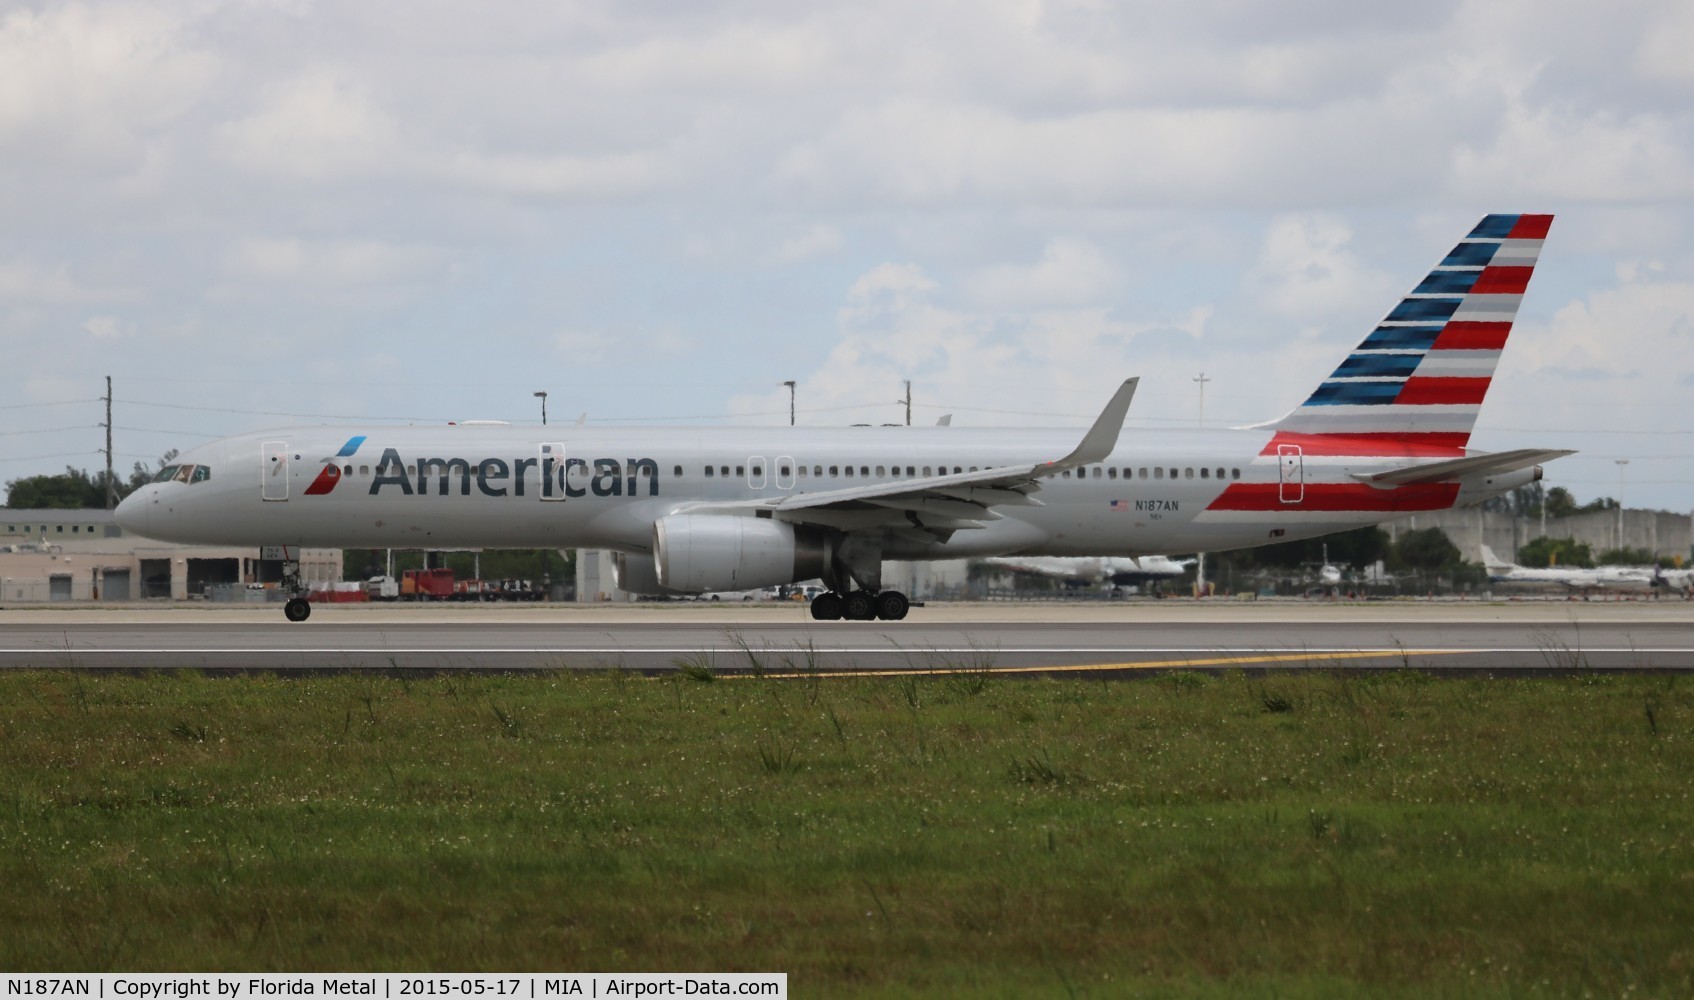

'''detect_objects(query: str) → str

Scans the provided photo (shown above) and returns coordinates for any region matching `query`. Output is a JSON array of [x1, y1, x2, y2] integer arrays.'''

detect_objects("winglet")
[[1043, 378, 1137, 471]]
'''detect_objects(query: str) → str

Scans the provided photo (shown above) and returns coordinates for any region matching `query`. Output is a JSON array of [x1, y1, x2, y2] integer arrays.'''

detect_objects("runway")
[[2, 601, 1692, 673]]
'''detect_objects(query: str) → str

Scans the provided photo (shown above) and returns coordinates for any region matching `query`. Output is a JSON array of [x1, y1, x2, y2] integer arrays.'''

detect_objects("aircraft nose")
[[114, 488, 150, 536]]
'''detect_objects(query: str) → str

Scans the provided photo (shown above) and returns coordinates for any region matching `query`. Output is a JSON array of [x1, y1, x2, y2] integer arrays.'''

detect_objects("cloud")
[[82, 315, 126, 339], [774, 225, 842, 265], [964, 238, 1117, 307], [224, 238, 445, 286], [1246, 214, 1395, 322], [0, 260, 115, 303], [0, 3, 218, 163]]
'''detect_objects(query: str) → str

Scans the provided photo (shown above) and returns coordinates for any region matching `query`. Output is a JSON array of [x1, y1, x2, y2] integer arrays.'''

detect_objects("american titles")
[[368, 448, 660, 499]]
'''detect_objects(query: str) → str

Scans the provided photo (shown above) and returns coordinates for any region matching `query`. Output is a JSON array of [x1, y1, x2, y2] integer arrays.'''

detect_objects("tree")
[[4, 450, 178, 509], [1392, 527, 1463, 571], [1544, 487, 1578, 518], [1595, 547, 1656, 566], [1518, 536, 1594, 568]]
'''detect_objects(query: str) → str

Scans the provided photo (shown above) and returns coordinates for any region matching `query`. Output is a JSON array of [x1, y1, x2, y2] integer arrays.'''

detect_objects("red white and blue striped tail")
[[1267, 213, 1551, 456]]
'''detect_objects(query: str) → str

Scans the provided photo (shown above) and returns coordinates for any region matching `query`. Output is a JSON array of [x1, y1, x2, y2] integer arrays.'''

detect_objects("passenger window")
[[1216, 468, 1226, 480], [1092, 468, 1101, 479], [954, 466, 962, 475], [1107, 468, 1117, 479], [860, 466, 869, 476], [721, 466, 729, 477], [1232, 468, 1241, 480], [1154, 468, 1164, 480], [360, 466, 369, 475], [737, 466, 745, 477], [830, 466, 839, 476], [343, 465, 353, 476], [876, 466, 885, 476], [1139, 468, 1148, 479], [407, 465, 417, 476], [780, 465, 790, 477], [1200, 468, 1209, 479], [813, 466, 822, 476], [1169, 468, 1178, 479], [751, 465, 762, 477], [1184, 468, 1193, 479], [798, 466, 807, 478], [906, 466, 915, 476], [845, 467, 854, 478], [705, 467, 715, 477], [674, 465, 683, 477], [72, 525, 79, 533]]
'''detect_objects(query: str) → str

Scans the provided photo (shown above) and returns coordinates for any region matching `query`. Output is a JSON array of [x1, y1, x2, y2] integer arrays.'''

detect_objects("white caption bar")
[[1, 975, 786, 1000]]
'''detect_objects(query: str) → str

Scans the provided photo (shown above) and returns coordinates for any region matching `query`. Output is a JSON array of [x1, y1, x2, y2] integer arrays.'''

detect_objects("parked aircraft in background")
[[117, 214, 1571, 623], [1479, 545, 1656, 593], [980, 555, 1194, 590]]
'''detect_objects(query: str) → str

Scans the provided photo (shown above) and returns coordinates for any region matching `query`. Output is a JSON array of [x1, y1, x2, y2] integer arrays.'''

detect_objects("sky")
[[3, 0, 1692, 510]]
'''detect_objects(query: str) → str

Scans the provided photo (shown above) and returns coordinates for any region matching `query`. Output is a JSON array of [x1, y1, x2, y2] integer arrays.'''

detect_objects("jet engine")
[[653, 515, 832, 593]]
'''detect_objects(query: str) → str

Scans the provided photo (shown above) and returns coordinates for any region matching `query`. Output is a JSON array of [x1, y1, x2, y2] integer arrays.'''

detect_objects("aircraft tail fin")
[[1479, 544, 1513, 572], [1268, 214, 1552, 454]]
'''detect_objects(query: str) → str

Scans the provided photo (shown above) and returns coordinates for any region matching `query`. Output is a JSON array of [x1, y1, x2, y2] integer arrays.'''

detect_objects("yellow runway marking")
[[729, 648, 1472, 679]]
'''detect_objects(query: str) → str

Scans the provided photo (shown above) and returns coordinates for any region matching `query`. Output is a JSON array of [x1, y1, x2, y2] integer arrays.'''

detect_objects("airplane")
[[1479, 544, 1656, 593], [979, 554, 1195, 590], [116, 213, 1574, 624]]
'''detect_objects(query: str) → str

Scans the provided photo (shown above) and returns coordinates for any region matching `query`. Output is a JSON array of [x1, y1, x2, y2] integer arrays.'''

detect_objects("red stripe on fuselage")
[[1431, 321, 1511, 350], [1207, 482, 1461, 512], [1395, 377, 1491, 405], [1259, 432, 1468, 458], [304, 466, 341, 495], [1470, 266, 1533, 295], [1507, 215, 1553, 239]]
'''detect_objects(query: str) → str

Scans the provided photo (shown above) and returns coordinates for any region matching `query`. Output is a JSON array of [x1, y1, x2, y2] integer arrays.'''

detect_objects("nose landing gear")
[[809, 589, 913, 621]]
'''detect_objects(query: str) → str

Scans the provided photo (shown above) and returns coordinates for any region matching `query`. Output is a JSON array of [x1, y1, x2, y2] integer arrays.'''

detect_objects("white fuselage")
[[118, 423, 1535, 569]]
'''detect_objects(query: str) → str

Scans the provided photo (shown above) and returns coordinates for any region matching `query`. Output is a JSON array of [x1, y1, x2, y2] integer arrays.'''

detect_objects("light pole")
[[1615, 458, 1629, 551], [782, 381, 796, 426], [1193, 372, 1211, 595], [534, 391, 548, 426]]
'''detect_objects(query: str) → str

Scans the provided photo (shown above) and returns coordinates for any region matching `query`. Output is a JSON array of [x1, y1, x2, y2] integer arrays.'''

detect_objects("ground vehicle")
[[400, 568, 455, 600], [366, 575, 399, 600]]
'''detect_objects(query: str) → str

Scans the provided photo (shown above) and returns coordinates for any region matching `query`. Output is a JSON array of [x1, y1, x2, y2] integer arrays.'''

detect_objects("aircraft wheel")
[[875, 590, 910, 621], [284, 598, 312, 623], [843, 590, 876, 621], [811, 592, 843, 621]]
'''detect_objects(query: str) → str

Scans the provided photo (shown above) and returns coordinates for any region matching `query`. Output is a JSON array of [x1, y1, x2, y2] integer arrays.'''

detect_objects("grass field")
[[2, 665, 1691, 996]]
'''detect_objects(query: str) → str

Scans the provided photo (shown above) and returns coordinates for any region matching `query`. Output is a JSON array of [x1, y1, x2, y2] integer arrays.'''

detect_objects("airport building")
[[0, 509, 341, 602]]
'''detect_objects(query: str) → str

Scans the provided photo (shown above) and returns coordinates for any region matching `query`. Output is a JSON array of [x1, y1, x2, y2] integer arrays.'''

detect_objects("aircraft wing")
[[671, 378, 1137, 536], [1352, 448, 1575, 487]]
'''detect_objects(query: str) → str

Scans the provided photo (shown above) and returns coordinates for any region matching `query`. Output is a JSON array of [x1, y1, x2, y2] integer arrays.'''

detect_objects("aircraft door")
[[747, 455, 767, 490], [1277, 444, 1304, 504], [540, 442, 569, 501], [262, 441, 289, 501], [775, 455, 796, 490]]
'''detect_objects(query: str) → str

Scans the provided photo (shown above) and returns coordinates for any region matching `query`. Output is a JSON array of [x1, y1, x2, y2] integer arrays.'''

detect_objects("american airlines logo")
[[306, 438, 660, 499]]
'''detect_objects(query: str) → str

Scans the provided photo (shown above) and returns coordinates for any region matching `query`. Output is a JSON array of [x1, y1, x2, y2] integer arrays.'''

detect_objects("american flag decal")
[[1109, 499, 1129, 512]]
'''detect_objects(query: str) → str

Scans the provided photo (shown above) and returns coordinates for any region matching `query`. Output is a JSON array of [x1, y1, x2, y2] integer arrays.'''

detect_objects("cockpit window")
[[174, 465, 194, 484], [191, 466, 211, 483], [152, 465, 180, 483]]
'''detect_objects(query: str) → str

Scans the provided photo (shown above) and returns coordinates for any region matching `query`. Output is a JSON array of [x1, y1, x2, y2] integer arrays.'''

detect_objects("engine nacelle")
[[653, 515, 832, 593]]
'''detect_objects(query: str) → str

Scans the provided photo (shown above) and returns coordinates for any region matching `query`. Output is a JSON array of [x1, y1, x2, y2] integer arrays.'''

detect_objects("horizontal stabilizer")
[[1353, 448, 1574, 487]]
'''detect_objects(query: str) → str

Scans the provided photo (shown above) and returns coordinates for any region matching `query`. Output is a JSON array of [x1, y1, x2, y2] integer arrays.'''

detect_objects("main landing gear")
[[810, 589, 913, 622]]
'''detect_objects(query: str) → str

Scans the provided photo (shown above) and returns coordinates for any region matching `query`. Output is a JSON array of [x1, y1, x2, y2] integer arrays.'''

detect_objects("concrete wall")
[[1385, 507, 1694, 564]]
